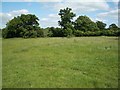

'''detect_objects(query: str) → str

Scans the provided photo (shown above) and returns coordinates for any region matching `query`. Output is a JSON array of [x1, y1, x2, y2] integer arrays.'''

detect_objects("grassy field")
[[2, 37, 118, 88], [0, 38, 2, 89]]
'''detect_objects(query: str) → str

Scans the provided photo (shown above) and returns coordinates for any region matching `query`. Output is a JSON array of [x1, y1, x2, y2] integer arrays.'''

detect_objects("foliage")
[[58, 7, 76, 29], [63, 28, 73, 37], [74, 16, 99, 32], [42, 27, 50, 37], [2, 8, 120, 38], [58, 7, 75, 37], [48, 27, 63, 37], [96, 21, 106, 30], [74, 30, 84, 37], [2, 14, 43, 38], [101, 29, 119, 36], [109, 23, 119, 30]]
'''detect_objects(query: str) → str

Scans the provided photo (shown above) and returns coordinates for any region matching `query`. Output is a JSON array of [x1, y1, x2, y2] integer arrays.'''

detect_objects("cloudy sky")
[[0, 0, 119, 28]]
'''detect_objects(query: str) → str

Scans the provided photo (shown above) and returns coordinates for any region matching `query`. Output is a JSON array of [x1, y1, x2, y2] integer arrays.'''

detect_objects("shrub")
[[74, 30, 84, 37], [37, 29, 44, 37], [63, 28, 73, 37]]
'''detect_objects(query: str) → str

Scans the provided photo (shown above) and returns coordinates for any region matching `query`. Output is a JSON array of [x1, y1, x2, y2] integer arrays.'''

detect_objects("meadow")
[[0, 38, 2, 89], [2, 37, 118, 88]]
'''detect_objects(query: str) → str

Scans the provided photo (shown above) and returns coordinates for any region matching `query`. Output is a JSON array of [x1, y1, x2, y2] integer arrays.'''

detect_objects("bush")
[[37, 29, 44, 37], [22, 30, 38, 38], [48, 27, 63, 37], [95, 31, 102, 36], [101, 30, 116, 36], [63, 28, 73, 37], [74, 30, 84, 36], [42, 28, 49, 37]]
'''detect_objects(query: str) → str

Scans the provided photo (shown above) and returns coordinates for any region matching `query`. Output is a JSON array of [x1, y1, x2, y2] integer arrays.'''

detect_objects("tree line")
[[1, 7, 120, 38]]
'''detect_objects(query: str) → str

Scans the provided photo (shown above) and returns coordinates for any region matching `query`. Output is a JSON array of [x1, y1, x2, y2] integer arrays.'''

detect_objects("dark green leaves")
[[2, 14, 43, 38]]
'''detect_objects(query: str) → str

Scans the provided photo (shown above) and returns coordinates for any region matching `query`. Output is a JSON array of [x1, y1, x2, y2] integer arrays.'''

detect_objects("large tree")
[[96, 21, 106, 30], [58, 7, 76, 37], [58, 7, 76, 29], [74, 15, 99, 32], [2, 14, 43, 38]]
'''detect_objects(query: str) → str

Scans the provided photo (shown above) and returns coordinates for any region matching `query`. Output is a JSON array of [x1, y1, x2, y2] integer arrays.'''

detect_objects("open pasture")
[[2, 37, 118, 88]]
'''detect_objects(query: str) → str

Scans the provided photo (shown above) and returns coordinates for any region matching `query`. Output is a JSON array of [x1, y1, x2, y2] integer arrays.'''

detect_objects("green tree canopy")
[[108, 23, 119, 30], [58, 7, 76, 29], [96, 21, 106, 30], [2, 14, 42, 38], [58, 7, 76, 37], [74, 15, 99, 32]]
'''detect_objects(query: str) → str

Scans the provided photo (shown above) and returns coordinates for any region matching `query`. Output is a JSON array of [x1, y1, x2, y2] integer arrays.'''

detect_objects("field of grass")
[[0, 38, 2, 89], [2, 37, 118, 88]]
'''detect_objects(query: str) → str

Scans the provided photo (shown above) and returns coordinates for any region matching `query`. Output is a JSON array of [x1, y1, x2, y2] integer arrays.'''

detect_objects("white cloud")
[[48, 14, 60, 20], [2, 0, 119, 2], [112, 0, 119, 5], [40, 14, 60, 28], [97, 9, 120, 19], [41, 18, 49, 21], [0, 9, 29, 28], [41, 14, 60, 22], [96, 9, 119, 27], [2, 0, 62, 2], [9, 9, 29, 16], [53, 1, 110, 14], [111, 0, 119, 3]]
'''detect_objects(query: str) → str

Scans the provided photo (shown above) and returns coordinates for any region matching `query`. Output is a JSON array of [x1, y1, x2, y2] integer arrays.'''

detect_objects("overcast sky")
[[0, 0, 119, 28]]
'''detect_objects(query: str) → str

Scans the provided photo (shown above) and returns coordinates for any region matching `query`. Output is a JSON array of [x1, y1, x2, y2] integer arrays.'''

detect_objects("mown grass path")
[[2, 37, 118, 88]]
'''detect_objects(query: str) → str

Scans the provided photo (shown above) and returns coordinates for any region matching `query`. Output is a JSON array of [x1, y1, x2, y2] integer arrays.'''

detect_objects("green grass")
[[2, 37, 118, 88], [0, 38, 2, 89]]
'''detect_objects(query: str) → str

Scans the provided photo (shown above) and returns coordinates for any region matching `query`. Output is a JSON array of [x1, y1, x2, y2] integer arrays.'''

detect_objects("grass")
[[0, 38, 2, 89], [2, 37, 118, 88]]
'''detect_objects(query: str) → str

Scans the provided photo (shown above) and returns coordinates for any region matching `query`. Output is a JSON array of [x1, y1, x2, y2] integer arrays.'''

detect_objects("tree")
[[58, 7, 75, 37], [96, 21, 106, 30], [74, 15, 99, 32], [58, 7, 76, 29], [2, 14, 42, 38], [108, 23, 119, 30], [106, 23, 120, 36]]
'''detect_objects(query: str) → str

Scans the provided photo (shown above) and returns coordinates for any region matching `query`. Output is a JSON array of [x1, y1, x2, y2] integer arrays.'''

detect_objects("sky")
[[0, 0, 120, 28]]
